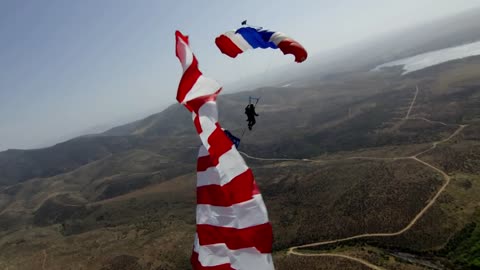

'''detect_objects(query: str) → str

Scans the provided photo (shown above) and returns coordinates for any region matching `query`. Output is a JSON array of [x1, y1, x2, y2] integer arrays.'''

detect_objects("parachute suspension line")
[[264, 49, 275, 73], [249, 96, 261, 105], [240, 127, 247, 139], [260, 49, 276, 88]]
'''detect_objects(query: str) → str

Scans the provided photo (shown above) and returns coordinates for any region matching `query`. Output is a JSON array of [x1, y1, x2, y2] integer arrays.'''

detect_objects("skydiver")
[[245, 104, 259, 130]]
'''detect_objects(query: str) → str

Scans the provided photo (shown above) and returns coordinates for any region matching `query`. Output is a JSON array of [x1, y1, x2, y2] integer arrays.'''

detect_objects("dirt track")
[[284, 124, 463, 269], [405, 85, 419, 119], [42, 249, 47, 270]]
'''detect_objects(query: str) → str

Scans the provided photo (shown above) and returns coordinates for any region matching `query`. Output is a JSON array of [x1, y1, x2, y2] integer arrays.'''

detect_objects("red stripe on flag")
[[194, 115, 202, 134], [207, 124, 234, 164], [175, 30, 190, 58], [177, 57, 202, 103], [197, 223, 273, 253], [197, 155, 218, 172], [252, 181, 261, 195], [185, 89, 221, 113], [191, 252, 234, 270], [197, 169, 255, 206]]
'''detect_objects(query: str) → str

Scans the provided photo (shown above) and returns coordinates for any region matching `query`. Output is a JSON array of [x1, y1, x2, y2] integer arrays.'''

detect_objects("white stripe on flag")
[[193, 234, 274, 270], [217, 146, 248, 185], [197, 101, 219, 150], [197, 146, 248, 187], [183, 75, 221, 104], [196, 194, 269, 229], [197, 166, 221, 187], [176, 36, 194, 71], [198, 145, 209, 157]]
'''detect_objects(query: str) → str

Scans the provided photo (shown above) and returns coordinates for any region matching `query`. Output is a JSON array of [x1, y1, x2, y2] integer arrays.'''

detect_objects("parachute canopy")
[[215, 26, 308, 63]]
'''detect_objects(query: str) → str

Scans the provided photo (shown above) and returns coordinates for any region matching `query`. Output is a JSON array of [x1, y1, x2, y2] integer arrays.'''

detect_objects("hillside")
[[1, 10, 480, 269]]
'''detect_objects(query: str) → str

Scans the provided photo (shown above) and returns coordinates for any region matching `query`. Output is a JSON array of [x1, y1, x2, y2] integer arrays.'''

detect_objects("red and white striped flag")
[[175, 31, 274, 270]]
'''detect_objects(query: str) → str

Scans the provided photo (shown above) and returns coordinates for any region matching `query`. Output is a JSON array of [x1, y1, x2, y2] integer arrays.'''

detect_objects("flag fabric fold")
[[175, 30, 274, 270]]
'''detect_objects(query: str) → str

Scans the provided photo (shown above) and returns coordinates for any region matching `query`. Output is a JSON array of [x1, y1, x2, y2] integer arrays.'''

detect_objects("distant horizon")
[[1, 0, 480, 151]]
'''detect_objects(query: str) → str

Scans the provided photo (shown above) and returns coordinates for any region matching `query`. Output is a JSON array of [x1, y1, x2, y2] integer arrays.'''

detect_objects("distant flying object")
[[215, 24, 308, 63]]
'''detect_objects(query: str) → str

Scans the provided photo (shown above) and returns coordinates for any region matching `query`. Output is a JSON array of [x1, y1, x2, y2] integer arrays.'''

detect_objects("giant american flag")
[[175, 31, 274, 270]]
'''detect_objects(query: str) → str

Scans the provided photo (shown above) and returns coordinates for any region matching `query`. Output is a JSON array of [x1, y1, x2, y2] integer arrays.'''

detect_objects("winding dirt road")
[[281, 124, 465, 269], [42, 249, 48, 270], [409, 117, 448, 126], [415, 125, 466, 157], [288, 249, 385, 270], [405, 85, 419, 119]]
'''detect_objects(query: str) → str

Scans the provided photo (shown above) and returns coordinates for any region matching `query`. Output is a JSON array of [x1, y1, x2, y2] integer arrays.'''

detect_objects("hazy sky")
[[1, 0, 479, 151]]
